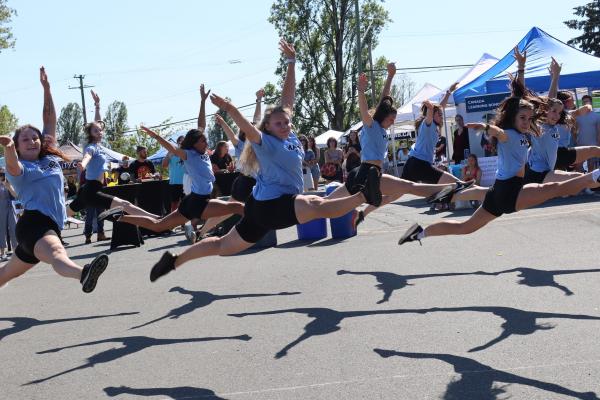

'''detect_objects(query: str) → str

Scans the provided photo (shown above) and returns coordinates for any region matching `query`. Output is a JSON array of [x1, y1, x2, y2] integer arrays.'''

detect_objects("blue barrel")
[[326, 182, 357, 239], [296, 218, 327, 240]]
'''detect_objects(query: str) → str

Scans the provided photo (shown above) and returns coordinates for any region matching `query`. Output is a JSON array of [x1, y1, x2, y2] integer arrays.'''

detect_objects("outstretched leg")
[[423, 206, 498, 238], [516, 171, 600, 210], [0, 256, 36, 287]]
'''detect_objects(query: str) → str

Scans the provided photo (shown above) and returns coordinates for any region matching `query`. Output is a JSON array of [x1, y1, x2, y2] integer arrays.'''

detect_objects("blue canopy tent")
[[148, 137, 178, 164], [454, 27, 600, 104]]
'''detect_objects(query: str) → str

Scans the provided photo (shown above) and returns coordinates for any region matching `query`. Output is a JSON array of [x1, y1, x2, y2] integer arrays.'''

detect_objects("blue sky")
[[0, 0, 588, 133]]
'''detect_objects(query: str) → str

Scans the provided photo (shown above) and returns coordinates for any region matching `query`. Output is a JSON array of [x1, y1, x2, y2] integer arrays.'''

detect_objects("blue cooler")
[[326, 183, 357, 239], [296, 218, 327, 240]]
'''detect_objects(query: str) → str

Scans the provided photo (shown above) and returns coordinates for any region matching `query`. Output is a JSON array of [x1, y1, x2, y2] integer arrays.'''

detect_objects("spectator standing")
[[299, 135, 316, 190], [113, 156, 131, 185], [307, 136, 321, 190], [344, 130, 362, 173], [435, 130, 447, 162], [66, 175, 78, 197], [0, 170, 17, 261], [129, 146, 156, 181], [575, 95, 600, 171], [210, 141, 234, 174], [452, 115, 470, 163], [323, 137, 344, 182], [162, 135, 185, 212]]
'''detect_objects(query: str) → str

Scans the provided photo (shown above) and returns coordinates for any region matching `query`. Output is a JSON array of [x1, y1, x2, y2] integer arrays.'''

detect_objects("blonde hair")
[[238, 105, 292, 177]]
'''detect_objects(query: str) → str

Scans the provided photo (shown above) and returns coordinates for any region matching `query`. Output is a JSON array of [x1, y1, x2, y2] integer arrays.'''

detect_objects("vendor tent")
[[58, 141, 83, 160], [315, 129, 345, 148], [395, 83, 441, 123], [454, 27, 600, 103]]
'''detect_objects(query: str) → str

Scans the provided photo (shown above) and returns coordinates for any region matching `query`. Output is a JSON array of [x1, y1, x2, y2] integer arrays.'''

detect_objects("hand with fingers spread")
[[548, 57, 562, 78], [200, 84, 211, 101], [423, 100, 435, 111], [140, 126, 159, 138], [357, 73, 368, 93], [513, 46, 526, 67], [448, 82, 459, 93], [386, 62, 397, 77], [40, 66, 50, 90], [0, 136, 14, 147], [91, 90, 100, 106], [256, 88, 265, 100], [209, 93, 232, 112], [279, 38, 296, 59]]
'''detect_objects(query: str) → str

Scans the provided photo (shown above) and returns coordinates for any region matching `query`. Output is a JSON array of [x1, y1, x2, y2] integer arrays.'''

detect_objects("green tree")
[[0, 0, 16, 52], [268, 0, 391, 135], [104, 100, 129, 144], [564, 0, 600, 56], [207, 100, 235, 148], [57, 102, 83, 145], [0, 104, 18, 135]]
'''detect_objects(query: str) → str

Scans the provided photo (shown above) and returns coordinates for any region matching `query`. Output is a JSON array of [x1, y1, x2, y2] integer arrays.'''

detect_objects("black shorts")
[[15, 210, 61, 264], [235, 194, 298, 243], [69, 180, 114, 212], [169, 184, 184, 202], [231, 175, 256, 202], [523, 164, 549, 185], [555, 147, 577, 170], [482, 176, 524, 217], [400, 157, 444, 184], [344, 163, 381, 195], [177, 193, 211, 220]]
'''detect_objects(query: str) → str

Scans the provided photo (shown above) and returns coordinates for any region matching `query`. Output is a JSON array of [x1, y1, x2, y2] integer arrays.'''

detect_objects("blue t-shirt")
[[183, 149, 215, 195], [234, 138, 246, 159], [251, 132, 304, 201], [557, 124, 571, 148], [360, 120, 388, 163], [83, 143, 107, 181], [168, 155, 185, 185], [528, 124, 559, 172], [8, 155, 66, 229], [496, 129, 529, 180], [409, 121, 438, 164]]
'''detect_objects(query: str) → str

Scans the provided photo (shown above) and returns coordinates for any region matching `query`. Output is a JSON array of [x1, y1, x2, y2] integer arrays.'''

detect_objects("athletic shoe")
[[398, 223, 423, 246], [183, 224, 196, 245], [426, 180, 475, 204], [98, 207, 124, 223], [353, 210, 365, 230], [85, 236, 92, 244], [150, 251, 177, 282], [360, 167, 382, 206], [80, 254, 109, 293]]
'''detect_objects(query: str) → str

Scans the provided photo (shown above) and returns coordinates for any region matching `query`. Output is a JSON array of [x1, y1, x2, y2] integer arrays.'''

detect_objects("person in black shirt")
[[112, 156, 132, 185], [344, 129, 362, 172], [451, 114, 470, 164], [210, 141, 234, 173], [129, 146, 156, 181]]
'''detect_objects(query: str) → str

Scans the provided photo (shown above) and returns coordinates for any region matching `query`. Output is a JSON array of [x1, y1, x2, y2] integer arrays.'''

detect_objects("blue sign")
[[465, 92, 511, 113]]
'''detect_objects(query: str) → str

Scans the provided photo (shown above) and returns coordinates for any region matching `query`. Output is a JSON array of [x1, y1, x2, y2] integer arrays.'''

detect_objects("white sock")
[[592, 169, 600, 182], [417, 230, 425, 240]]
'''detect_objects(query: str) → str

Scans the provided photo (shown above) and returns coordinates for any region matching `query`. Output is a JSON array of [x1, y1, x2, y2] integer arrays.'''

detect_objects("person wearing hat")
[[129, 145, 156, 182]]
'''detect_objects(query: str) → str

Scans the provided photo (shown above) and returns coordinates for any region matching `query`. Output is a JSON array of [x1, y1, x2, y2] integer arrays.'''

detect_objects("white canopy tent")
[[394, 83, 441, 124], [315, 129, 346, 148]]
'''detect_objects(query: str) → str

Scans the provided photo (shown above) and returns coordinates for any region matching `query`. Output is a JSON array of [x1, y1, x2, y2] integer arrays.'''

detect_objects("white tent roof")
[[395, 83, 441, 123], [100, 144, 131, 162], [315, 129, 346, 148]]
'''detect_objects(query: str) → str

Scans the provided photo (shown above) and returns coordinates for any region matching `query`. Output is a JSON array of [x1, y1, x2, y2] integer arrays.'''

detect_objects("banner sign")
[[465, 92, 510, 113]]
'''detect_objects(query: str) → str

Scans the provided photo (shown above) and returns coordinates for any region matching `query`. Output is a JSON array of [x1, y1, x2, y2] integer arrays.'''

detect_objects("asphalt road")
[[3, 193, 600, 399]]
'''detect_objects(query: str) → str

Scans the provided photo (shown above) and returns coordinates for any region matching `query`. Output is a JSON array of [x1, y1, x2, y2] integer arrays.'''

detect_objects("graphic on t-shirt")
[[136, 165, 152, 179]]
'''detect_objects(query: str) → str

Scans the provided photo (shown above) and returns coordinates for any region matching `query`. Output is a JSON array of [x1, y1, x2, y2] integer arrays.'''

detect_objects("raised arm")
[[210, 94, 261, 145], [40, 67, 56, 141], [0, 136, 22, 177], [279, 39, 296, 110], [466, 122, 508, 143], [357, 73, 374, 127], [572, 104, 592, 118], [215, 114, 239, 146], [440, 82, 459, 109], [197, 84, 210, 131], [548, 57, 561, 99], [253, 88, 264, 124], [90, 90, 101, 121], [513, 46, 527, 87], [141, 126, 186, 159], [423, 100, 435, 126], [380, 62, 396, 101]]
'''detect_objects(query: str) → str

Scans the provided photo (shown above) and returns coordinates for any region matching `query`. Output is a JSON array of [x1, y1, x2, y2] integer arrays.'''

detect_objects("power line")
[[68, 75, 94, 125]]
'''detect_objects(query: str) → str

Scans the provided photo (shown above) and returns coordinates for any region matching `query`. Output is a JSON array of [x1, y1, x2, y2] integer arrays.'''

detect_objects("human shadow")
[[421, 306, 600, 352], [229, 305, 600, 358], [147, 239, 190, 252], [104, 385, 228, 399], [374, 349, 599, 400], [26, 334, 251, 385], [131, 287, 301, 329], [486, 267, 600, 296], [0, 312, 139, 342], [69, 248, 113, 260], [229, 307, 428, 359], [337, 269, 488, 304]]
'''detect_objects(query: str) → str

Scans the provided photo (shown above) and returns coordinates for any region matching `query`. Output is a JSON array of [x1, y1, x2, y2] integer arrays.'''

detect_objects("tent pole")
[[442, 108, 450, 162], [391, 125, 398, 177]]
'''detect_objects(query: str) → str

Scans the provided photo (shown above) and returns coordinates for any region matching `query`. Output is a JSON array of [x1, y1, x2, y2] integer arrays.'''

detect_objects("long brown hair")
[[415, 104, 443, 131], [84, 120, 106, 144], [491, 77, 543, 137], [13, 124, 69, 161]]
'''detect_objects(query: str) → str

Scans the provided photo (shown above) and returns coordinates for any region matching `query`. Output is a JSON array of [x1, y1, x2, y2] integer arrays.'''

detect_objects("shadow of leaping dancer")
[[487, 267, 600, 296], [130, 287, 300, 329], [336, 269, 488, 304], [25, 334, 251, 385], [104, 385, 228, 399], [0, 312, 139, 342], [374, 349, 599, 400]]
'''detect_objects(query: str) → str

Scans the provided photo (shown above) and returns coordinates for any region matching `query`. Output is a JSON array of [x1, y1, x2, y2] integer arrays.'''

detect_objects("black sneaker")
[[150, 252, 177, 282], [80, 254, 109, 293], [427, 180, 475, 204], [398, 223, 423, 246], [98, 207, 125, 223], [353, 210, 365, 230], [85, 236, 92, 245], [360, 167, 382, 206]]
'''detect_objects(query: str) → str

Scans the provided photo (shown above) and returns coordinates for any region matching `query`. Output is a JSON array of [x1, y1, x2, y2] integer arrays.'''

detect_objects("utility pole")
[[368, 38, 376, 105], [69, 75, 93, 124], [354, 0, 362, 75]]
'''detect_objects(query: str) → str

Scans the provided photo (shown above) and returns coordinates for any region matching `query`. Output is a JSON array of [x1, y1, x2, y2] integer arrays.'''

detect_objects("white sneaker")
[[584, 188, 594, 195], [183, 224, 196, 245]]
